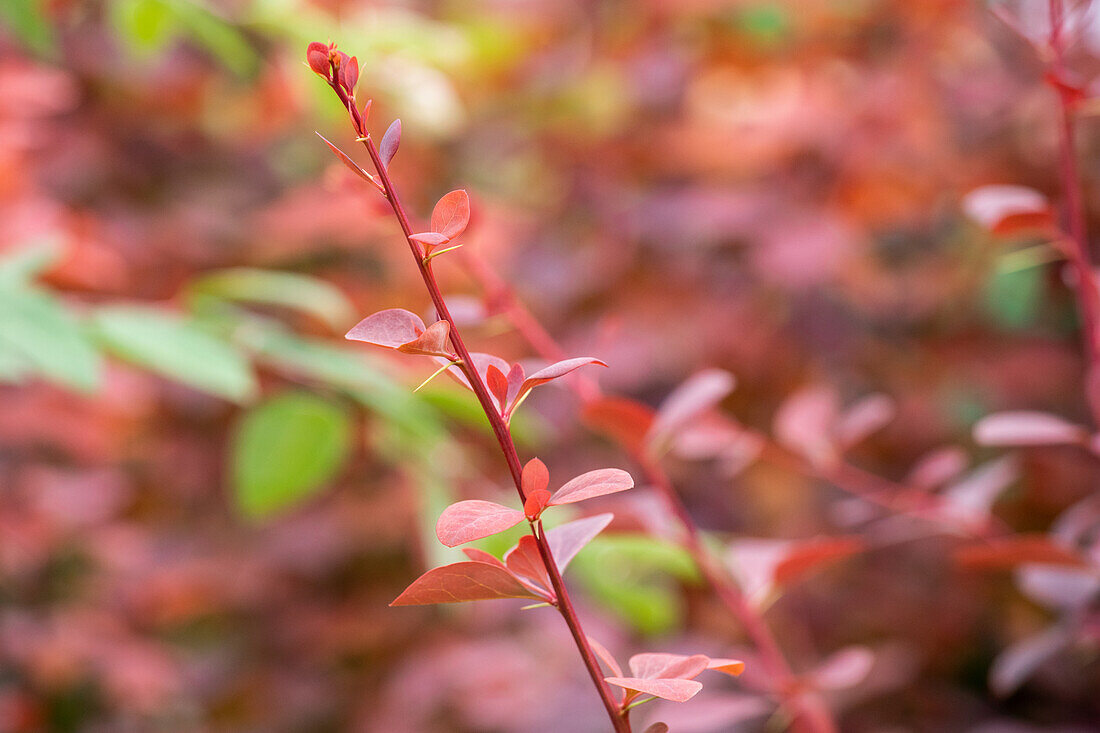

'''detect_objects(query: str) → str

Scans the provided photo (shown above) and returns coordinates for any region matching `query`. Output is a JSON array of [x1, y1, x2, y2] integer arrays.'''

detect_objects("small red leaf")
[[774, 386, 840, 468], [523, 490, 550, 521], [643, 725, 670, 733], [505, 363, 526, 406], [648, 368, 736, 449], [518, 357, 608, 402], [409, 232, 451, 247], [587, 635, 623, 678], [504, 535, 553, 597], [436, 500, 524, 547], [955, 535, 1086, 569], [316, 132, 373, 182], [462, 547, 507, 570], [548, 468, 634, 505], [629, 653, 710, 681], [390, 561, 542, 605], [522, 457, 550, 496], [431, 190, 471, 240], [905, 447, 969, 490], [545, 513, 613, 571], [396, 320, 452, 357], [604, 677, 703, 703], [379, 119, 401, 169], [973, 411, 1088, 447], [434, 352, 511, 391], [306, 42, 330, 75], [486, 364, 509, 412], [582, 397, 656, 455], [707, 658, 746, 677], [342, 55, 359, 91], [809, 646, 874, 690], [346, 308, 425, 348], [773, 537, 864, 587], [835, 393, 895, 448]]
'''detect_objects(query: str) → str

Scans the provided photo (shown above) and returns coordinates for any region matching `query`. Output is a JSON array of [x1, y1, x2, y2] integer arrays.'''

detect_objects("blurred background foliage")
[[1, 0, 1099, 731]]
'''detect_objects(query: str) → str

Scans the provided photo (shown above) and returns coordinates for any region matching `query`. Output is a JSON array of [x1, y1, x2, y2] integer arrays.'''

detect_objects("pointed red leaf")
[[643, 725, 670, 733], [629, 653, 710, 681], [316, 132, 373, 182], [973, 411, 1088, 447], [396, 319, 452, 357], [346, 308, 425, 348], [486, 364, 509, 412], [707, 658, 746, 677], [548, 468, 634, 506], [522, 457, 550, 496], [587, 635, 623, 677], [342, 55, 359, 91], [390, 561, 542, 605], [648, 368, 736, 448], [379, 119, 401, 169], [409, 232, 451, 247], [504, 534, 553, 596], [955, 535, 1087, 569], [462, 547, 507, 570], [523, 490, 550, 521], [835, 393, 895, 448], [905, 447, 969, 490], [436, 500, 524, 547], [604, 677, 703, 703], [773, 386, 840, 468], [431, 190, 471, 240], [582, 396, 656, 455], [505, 363, 526, 406], [517, 357, 608, 402], [809, 646, 874, 690], [436, 352, 511, 391], [545, 513, 613, 571]]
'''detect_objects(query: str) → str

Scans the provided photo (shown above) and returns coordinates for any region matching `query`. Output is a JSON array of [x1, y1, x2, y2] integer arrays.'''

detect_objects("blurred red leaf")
[[773, 537, 864, 586], [548, 468, 634, 505], [346, 308, 425, 348], [962, 185, 1052, 235], [808, 646, 874, 690], [835, 394, 895, 449], [643, 723, 670, 733], [973, 411, 1088, 447], [955, 535, 1086, 569], [390, 561, 542, 605], [647, 368, 736, 449], [582, 397, 656, 455], [773, 386, 840, 468], [431, 190, 471, 240], [436, 500, 524, 547]]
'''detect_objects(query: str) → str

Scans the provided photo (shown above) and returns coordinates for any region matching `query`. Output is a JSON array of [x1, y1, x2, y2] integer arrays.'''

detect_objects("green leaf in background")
[[0, 287, 102, 392], [187, 268, 355, 331], [0, 0, 54, 55], [231, 391, 352, 520], [0, 238, 64, 287], [93, 305, 257, 402], [984, 263, 1043, 330]]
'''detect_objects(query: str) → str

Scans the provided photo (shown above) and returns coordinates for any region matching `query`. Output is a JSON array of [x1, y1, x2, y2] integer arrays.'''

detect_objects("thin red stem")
[[1049, 0, 1100, 425], [326, 74, 629, 732]]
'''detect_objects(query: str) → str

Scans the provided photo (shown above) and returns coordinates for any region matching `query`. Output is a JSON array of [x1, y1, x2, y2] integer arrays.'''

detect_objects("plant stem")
[[328, 80, 630, 732], [1049, 0, 1100, 425]]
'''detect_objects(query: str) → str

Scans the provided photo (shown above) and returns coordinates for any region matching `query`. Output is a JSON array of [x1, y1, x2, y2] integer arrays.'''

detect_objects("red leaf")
[[905, 447, 969, 490], [962, 185, 1052, 235], [973, 411, 1088, 447], [396, 320, 452, 357], [809, 646, 874, 690], [431, 190, 471, 240], [522, 457, 549, 495], [486, 364, 509, 411], [435, 352, 511, 391], [548, 468, 634, 505], [409, 232, 450, 247], [545, 513, 613, 571], [643, 725, 670, 733], [316, 133, 373, 182], [505, 363, 525, 406], [648, 368, 736, 449], [990, 626, 1070, 697], [955, 535, 1086, 569], [504, 535, 553, 597], [342, 55, 359, 91], [773, 537, 864, 587], [523, 489, 551, 521], [346, 308, 425, 348], [306, 42, 330, 75], [939, 457, 1019, 525], [773, 386, 840, 468], [379, 119, 401, 169], [707, 658, 746, 677], [604, 677, 703, 703], [512, 357, 607, 409], [587, 635, 623, 677], [390, 561, 542, 605], [582, 397, 656, 455], [462, 547, 507, 570], [629, 653, 709, 681], [436, 500, 524, 547]]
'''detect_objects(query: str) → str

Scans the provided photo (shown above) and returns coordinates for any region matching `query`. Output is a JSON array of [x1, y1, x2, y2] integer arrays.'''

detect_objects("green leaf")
[[232, 391, 352, 520], [0, 237, 64, 287], [186, 267, 355, 331], [0, 287, 102, 392], [0, 0, 54, 55], [92, 305, 257, 402], [984, 264, 1042, 330]]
